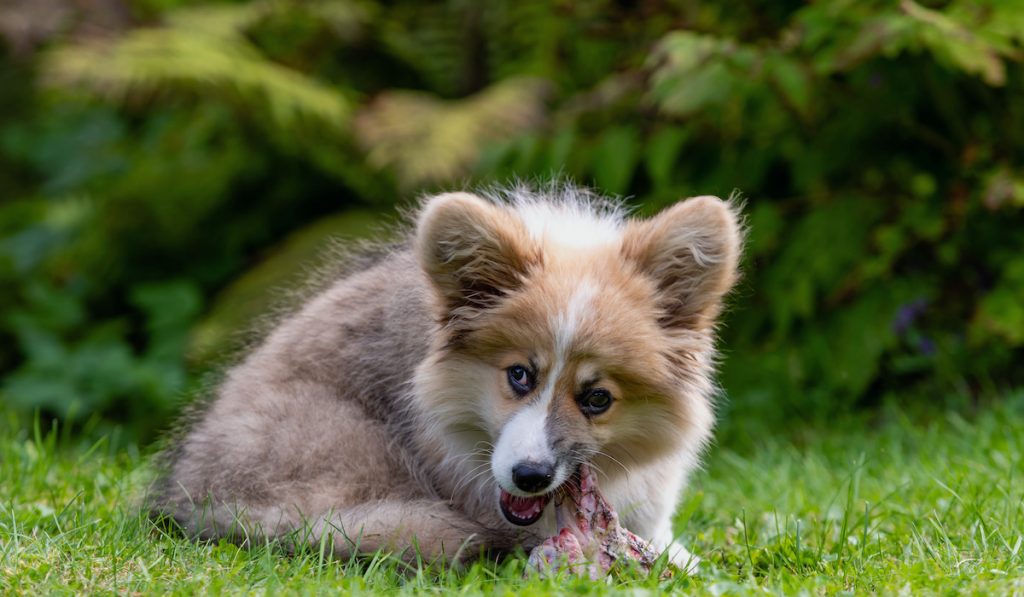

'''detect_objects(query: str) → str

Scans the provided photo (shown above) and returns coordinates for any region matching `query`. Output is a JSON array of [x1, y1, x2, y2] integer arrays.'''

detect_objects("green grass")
[[2, 396, 1023, 595]]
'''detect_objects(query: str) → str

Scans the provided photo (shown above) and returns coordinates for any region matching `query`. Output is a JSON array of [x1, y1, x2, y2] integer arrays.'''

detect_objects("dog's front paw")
[[664, 541, 701, 575]]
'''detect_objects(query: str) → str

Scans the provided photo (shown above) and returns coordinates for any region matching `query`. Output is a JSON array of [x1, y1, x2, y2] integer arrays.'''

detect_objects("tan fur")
[[151, 185, 743, 567]]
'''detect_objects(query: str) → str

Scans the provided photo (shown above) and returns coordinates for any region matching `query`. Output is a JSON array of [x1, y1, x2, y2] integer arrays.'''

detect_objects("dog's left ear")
[[622, 195, 743, 330], [416, 192, 540, 322]]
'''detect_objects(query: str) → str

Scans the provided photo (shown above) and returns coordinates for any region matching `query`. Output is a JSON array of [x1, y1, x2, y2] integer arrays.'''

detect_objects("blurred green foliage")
[[1, 0, 1022, 441]]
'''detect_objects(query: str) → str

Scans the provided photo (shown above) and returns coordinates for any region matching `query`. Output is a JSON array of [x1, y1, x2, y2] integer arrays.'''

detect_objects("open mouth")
[[499, 489, 551, 526]]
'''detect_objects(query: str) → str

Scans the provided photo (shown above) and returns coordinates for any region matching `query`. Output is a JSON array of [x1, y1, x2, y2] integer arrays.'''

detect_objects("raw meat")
[[526, 464, 674, 579]]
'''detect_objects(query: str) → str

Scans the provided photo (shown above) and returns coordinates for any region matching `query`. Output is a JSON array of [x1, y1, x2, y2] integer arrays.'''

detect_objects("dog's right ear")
[[416, 192, 540, 321]]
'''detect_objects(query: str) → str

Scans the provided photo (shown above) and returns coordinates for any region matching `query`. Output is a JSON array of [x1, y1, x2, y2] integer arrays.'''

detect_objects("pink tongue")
[[500, 489, 549, 521], [508, 494, 544, 516]]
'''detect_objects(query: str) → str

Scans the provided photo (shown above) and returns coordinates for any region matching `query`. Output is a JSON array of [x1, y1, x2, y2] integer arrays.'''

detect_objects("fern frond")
[[165, 3, 270, 39], [43, 6, 353, 135], [354, 77, 549, 188]]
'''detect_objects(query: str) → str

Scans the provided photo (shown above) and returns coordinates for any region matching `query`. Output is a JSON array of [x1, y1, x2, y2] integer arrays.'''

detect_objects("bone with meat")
[[526, 464, 675, 579]]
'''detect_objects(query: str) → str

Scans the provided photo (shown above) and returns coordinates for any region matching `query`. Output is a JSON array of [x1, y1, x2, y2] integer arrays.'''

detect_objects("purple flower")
[[892, 298, 929, 336]]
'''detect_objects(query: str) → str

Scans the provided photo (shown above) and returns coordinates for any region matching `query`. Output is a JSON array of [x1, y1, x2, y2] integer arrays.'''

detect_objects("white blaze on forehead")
[[552, 281, 598, 360]]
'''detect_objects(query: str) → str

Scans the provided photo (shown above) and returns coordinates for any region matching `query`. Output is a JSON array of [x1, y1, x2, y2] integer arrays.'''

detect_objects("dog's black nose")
[[512, 461, 554, 493]]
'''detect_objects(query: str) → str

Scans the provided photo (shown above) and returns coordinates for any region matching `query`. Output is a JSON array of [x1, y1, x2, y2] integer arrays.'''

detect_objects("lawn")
[[2, 395, 1022, 595]]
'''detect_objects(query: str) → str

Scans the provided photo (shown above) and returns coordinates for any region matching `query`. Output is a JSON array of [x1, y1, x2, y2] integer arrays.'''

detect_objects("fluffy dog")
[[151, 185, 743, 569]]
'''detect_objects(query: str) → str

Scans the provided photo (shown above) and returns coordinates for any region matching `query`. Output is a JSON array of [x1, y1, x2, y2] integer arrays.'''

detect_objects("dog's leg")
[[156, 495, 524, 567], [310, 499, 523, 566]]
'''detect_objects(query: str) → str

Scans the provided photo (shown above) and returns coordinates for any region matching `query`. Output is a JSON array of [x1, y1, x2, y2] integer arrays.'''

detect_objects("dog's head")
[[414, 189, 742, 526]]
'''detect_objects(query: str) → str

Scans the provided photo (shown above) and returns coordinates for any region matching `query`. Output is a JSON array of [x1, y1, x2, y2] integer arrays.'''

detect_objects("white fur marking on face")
[[552, 281, 598, 359], [490, 281, 601, 498], [491, 397, 554, 495]]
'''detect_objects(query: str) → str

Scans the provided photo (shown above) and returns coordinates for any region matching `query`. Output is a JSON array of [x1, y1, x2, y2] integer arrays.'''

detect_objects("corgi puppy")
[[152, 185, 743, 570]]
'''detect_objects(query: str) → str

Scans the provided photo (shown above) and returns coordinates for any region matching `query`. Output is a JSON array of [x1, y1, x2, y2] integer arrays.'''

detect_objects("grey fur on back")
[[150, 247, 529, 561]]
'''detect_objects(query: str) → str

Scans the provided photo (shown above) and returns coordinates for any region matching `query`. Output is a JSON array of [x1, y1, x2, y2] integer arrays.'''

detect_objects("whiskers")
[[448, 441, 495, 502], [592, 449, 632, 482], [553, 445, 634, 513]]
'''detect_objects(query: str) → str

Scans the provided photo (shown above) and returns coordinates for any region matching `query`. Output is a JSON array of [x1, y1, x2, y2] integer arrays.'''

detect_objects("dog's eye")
[[578, 388, 613, 416], [506, 365, 534, 396]]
